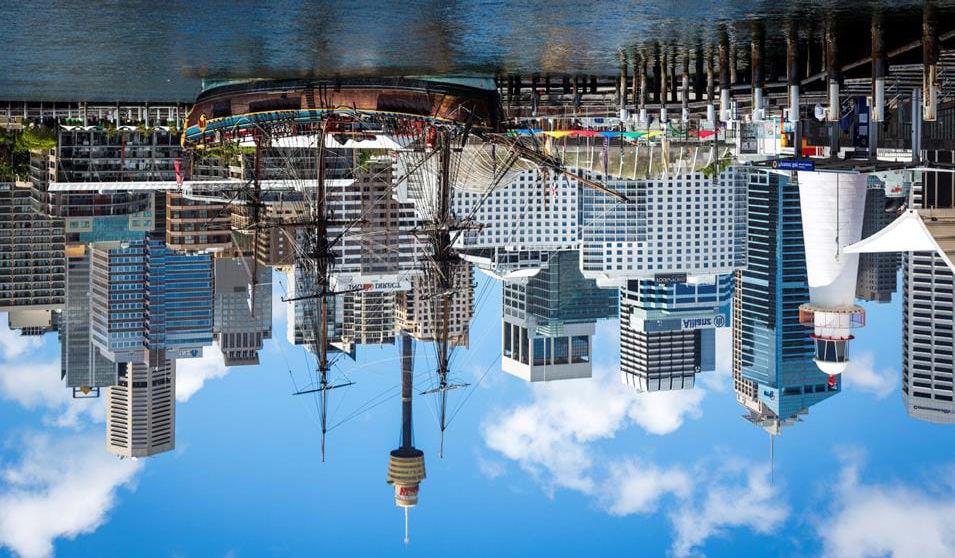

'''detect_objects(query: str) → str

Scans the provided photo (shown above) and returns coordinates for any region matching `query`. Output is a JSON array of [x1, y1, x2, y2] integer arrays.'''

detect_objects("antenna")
[[770, 432, 775, 486], [404, 507, 410, 545]]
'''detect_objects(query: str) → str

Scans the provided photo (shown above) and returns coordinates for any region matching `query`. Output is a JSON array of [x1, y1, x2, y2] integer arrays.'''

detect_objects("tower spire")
[[387, 333, 426, 541], [770, 432, 775, 485]]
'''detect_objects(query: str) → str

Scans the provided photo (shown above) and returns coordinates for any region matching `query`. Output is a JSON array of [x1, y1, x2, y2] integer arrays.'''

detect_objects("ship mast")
[[419, 128, 469, 459], [282, 119, 353, 462]]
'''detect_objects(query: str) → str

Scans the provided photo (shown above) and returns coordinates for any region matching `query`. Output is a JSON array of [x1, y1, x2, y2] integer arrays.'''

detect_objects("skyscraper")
[[89, 238, 214, 364], [327, 159, 421, 287], [619, 275, 731, 391], [213, 256, 272, 366], [0, 180, 65, 320], [902, 155, 954, 423], [501, 250, 617, 382], [61, 245, 117, 397], [106, 350, 176, 458], [734, 170, 841, 434], [396, 261, 474, 347], [855, 179, 898, 303], [339, 290, 397, 350], [451, 170, 580, 255], [578, 167, 747, 286]]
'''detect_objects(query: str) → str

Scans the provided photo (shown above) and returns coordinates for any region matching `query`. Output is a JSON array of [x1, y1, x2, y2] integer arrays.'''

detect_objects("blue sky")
[[0, 272, 953, 558]]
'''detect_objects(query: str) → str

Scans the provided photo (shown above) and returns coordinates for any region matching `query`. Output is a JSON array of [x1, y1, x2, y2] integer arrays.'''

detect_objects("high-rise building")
[[734, 170, 841, 434], [619, 275, 731, 391], [327, 159, 421, 287], [48, 128, 180, 184], [284, 264, 351, 356], [843, 152, 955, 423], [856, 180, 897, 302], [0, 180, 65, 316], [501, 250, 617, 382], [902, 247, 954, 423], [902, 155, 955, 423], [213, 256, 272, 366], [396, 261, 474, 347], [339, 290, 397, 350], [165, 192, 232, 253], [60, 244, 117, 396], [90, 238, 214, 364], [579, 167, 747, 287], [31, 129, 173, 236], [106, 350, 176, 458], [451, 170, 580, 255]]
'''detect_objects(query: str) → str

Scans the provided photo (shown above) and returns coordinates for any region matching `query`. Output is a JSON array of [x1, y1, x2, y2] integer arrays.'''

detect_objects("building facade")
[[619, 275, 731, 391], [90, 238, 214, 364], [856, 180, 898, 303], [734, 170, 841, 432], [165, 192, 232, 253], [0, 180, 65, 318], [902, 158, 955, 423], [106, 351, 176, 458], [501, 250, 617, 382], [579, 167, 747, 286], [452, 170, 580, 254], [213, 256, 272, 366], [396, 261, 474, 347]]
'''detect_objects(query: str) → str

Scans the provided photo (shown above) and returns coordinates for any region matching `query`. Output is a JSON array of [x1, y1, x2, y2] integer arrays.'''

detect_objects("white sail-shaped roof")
[[845, 208, 955, 274]]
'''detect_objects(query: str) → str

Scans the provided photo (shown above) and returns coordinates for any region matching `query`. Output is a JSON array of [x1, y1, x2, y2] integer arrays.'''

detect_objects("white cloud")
[[176, 342, 229, 402], [600, 459, 692, 516], [0, 322, 43, 361], [818, 457, 955, 558], [0, 432, 143, 558], [482, 365, 790, 557], [670, 464, 788, 558], [476, 454, 506, 480], [0, 360, 104, 428], [482, 366, 703, 493], [842, 352, 897, 399]]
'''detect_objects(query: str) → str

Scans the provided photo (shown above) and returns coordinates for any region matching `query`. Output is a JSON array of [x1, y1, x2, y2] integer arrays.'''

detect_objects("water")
[[2, 0, 949, 102]]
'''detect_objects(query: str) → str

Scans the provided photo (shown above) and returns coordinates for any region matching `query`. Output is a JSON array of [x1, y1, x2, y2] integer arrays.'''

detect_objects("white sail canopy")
[[846, 208, 955, 275]]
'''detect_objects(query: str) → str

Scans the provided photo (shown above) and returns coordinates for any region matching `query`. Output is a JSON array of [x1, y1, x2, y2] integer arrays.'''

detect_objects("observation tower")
[[387, 333, 425, 544], [795, 171, 868, 376]]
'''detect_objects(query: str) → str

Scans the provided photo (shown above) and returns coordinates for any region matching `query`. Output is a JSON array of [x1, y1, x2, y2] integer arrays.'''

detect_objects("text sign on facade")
[[772, 159, 815, 172]]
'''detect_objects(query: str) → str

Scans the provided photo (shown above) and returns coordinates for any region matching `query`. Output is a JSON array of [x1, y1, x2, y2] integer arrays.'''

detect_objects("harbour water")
[[2, 0, 951, 101]]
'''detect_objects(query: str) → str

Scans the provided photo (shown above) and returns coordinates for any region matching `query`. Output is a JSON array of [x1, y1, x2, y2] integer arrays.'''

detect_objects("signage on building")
[[771, 158, 815, 172], [639, 312, 729, 333], [168, 347, 203, 359], [679, 313, 728, 331], [654, 273, 687, 284], [332, 276, 412, 293]]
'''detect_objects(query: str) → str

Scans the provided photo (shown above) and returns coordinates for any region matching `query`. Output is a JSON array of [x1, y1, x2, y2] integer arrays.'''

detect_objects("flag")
[[602, 136, 610, 177], [174, 159, 183, 187]]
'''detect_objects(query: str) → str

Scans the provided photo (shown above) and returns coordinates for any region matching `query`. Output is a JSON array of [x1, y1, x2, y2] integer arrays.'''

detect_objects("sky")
[[0, 272, 953, 558]]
